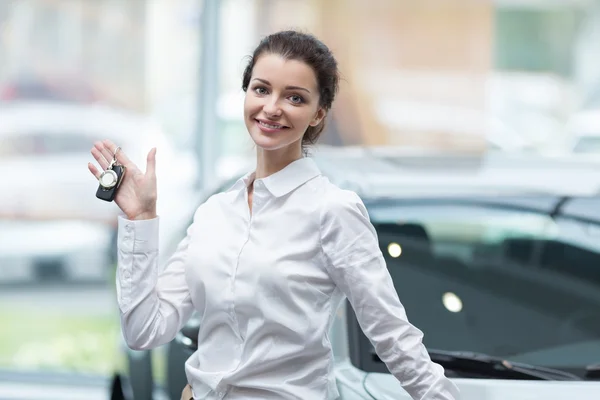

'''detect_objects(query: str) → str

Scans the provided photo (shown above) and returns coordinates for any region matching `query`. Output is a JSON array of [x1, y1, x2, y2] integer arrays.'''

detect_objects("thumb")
[[146, 147, 157, 177]]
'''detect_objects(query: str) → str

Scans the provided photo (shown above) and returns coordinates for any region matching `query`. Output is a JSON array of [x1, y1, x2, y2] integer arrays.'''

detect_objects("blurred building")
[[308, 0, 493, 152], [2, 0, 600, 156], [258, 0, 600, 153], [0, 0, 148, 108]]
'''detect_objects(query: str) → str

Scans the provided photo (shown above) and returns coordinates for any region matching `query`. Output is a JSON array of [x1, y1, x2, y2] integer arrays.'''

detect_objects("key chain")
[[96, 146, 126, 202], [99, 149, 119, 189]]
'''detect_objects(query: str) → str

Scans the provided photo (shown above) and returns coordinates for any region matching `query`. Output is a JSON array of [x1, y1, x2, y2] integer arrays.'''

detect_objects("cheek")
[[288, 107, 317, 127], [243, 95, 260, 118]]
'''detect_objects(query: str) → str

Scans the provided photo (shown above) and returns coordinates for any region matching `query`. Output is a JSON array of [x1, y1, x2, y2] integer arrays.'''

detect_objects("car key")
[[96, 150, 126, 202]]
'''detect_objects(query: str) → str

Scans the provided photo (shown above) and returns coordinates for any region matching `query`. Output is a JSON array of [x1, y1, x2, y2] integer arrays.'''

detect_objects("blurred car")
[[568, 109, 600, 155], [109, 147, 600, 400], [0, 220, 112, 283], [0, 100, 199, 283], [0, 73, 103, 104]]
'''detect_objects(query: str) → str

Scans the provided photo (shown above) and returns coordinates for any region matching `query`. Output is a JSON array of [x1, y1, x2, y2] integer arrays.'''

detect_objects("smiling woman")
[[243, 53, 325, 160], [241, 30, 338, 156], [99, 30, 460, 400]]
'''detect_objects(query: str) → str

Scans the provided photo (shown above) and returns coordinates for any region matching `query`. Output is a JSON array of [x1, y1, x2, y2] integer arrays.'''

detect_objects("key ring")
[[106, 146, 121, 170], [109, 146, 122, 168], [99, 145, 122, 189]]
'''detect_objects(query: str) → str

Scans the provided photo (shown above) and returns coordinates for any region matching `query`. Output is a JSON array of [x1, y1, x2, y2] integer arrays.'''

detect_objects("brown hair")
[[242, 30, 340, 147]]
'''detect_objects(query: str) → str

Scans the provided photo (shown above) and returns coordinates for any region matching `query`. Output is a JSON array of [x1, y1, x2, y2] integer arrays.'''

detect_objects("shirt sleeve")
[[116, 208, 199, 351], [319, 190, 460, 400]]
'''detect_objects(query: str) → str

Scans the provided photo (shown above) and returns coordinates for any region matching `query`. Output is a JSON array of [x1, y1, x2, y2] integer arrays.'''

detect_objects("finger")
[[146, 147, 157, 177], [95, 141, 114, 166], [91, 147, 110, 170], [103, 139, 133, 167], [88, 162, 101, 179]]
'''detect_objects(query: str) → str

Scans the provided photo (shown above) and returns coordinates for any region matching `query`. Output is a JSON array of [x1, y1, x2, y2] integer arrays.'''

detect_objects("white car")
[[0, 100, 199, 282], [0, 220, 112, 283], [568, 109, 600, 156]]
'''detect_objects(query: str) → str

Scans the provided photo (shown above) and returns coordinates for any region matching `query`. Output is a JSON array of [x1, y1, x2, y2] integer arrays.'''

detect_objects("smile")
[[256, 119, 289, 130]]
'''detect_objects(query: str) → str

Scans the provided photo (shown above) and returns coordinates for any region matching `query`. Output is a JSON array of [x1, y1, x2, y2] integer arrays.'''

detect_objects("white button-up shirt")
[[116, 157, 460, 400]]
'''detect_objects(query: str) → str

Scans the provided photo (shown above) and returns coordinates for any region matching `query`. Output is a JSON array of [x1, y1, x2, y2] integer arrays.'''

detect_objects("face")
[[244, 53, 326, 154]]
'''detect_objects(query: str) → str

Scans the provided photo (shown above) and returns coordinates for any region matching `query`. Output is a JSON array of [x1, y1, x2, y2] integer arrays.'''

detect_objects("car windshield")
[[364, 196, 600, 374]]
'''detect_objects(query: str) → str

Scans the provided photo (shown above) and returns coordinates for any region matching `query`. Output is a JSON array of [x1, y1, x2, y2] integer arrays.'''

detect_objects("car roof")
[[0, 100, 160, 139], [308, 146, 600, 198], [212, 147, 600, 226]]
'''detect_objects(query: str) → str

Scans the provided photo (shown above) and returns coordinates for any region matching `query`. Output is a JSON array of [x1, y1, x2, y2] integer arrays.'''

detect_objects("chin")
[[249, 131, 300, 152], [252, 135, 290, 151]]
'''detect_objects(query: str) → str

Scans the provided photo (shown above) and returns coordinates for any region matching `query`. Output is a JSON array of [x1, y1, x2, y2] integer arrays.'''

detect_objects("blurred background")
[[2, 0, 600, 398]]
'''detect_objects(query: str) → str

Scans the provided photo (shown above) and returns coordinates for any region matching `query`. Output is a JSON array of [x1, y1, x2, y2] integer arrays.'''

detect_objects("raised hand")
[[89, 139, 158, 220]]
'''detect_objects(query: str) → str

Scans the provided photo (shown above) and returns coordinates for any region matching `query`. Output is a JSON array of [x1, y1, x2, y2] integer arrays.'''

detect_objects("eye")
[[289, 95, 304, 104], [254, 86, 268, 95]]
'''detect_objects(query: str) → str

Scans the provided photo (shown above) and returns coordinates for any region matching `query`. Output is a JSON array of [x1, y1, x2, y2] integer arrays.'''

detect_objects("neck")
[[254, 144, 302, 180]]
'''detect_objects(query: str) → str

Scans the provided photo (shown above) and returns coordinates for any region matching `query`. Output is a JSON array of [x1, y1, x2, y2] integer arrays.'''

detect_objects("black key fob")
[[96, 164, 125, 202]]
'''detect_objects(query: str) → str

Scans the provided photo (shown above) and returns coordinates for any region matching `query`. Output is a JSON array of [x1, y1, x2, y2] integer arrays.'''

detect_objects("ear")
[[309, 108, 326, 127]]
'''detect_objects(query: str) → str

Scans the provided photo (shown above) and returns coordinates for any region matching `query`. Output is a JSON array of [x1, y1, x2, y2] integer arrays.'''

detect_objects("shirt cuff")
[[118, 215, 160, 253]]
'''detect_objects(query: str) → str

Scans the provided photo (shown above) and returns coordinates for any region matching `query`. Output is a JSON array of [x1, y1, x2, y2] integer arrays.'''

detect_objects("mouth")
[[255, 119, 289, 131]]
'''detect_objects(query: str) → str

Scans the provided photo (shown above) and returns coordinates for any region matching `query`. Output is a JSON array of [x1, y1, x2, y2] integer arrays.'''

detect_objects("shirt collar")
[[231, 157, 321, 198]]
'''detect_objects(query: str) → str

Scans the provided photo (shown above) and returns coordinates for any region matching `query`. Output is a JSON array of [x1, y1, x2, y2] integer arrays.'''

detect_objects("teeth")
[[259, 121, 283, 129]]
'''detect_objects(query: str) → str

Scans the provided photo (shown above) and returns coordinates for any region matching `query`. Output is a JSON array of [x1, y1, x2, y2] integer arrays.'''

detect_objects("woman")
[[88, 30, 460, 400]]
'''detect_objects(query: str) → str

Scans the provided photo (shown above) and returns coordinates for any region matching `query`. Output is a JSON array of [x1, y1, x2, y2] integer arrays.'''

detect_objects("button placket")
[[253, 181, 263, 208], [254, 181, 270, 210], [215, 384, 227, 399], [231, 195, 253, 343]]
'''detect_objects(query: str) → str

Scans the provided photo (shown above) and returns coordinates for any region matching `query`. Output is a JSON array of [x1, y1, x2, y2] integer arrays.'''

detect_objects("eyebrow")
[[252, 78, 311, 94]]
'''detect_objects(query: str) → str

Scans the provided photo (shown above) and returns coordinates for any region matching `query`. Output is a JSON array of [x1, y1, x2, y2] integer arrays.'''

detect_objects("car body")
[[0, 219, 113, 283], [0, 100, 199, 282], [109, 147, 600, 399], [0, 73, 103, 104], [568, 109, 600, 156]]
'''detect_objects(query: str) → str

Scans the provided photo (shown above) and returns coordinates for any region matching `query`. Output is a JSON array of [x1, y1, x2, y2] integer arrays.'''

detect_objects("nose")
[[262, 98, 282, 118]]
